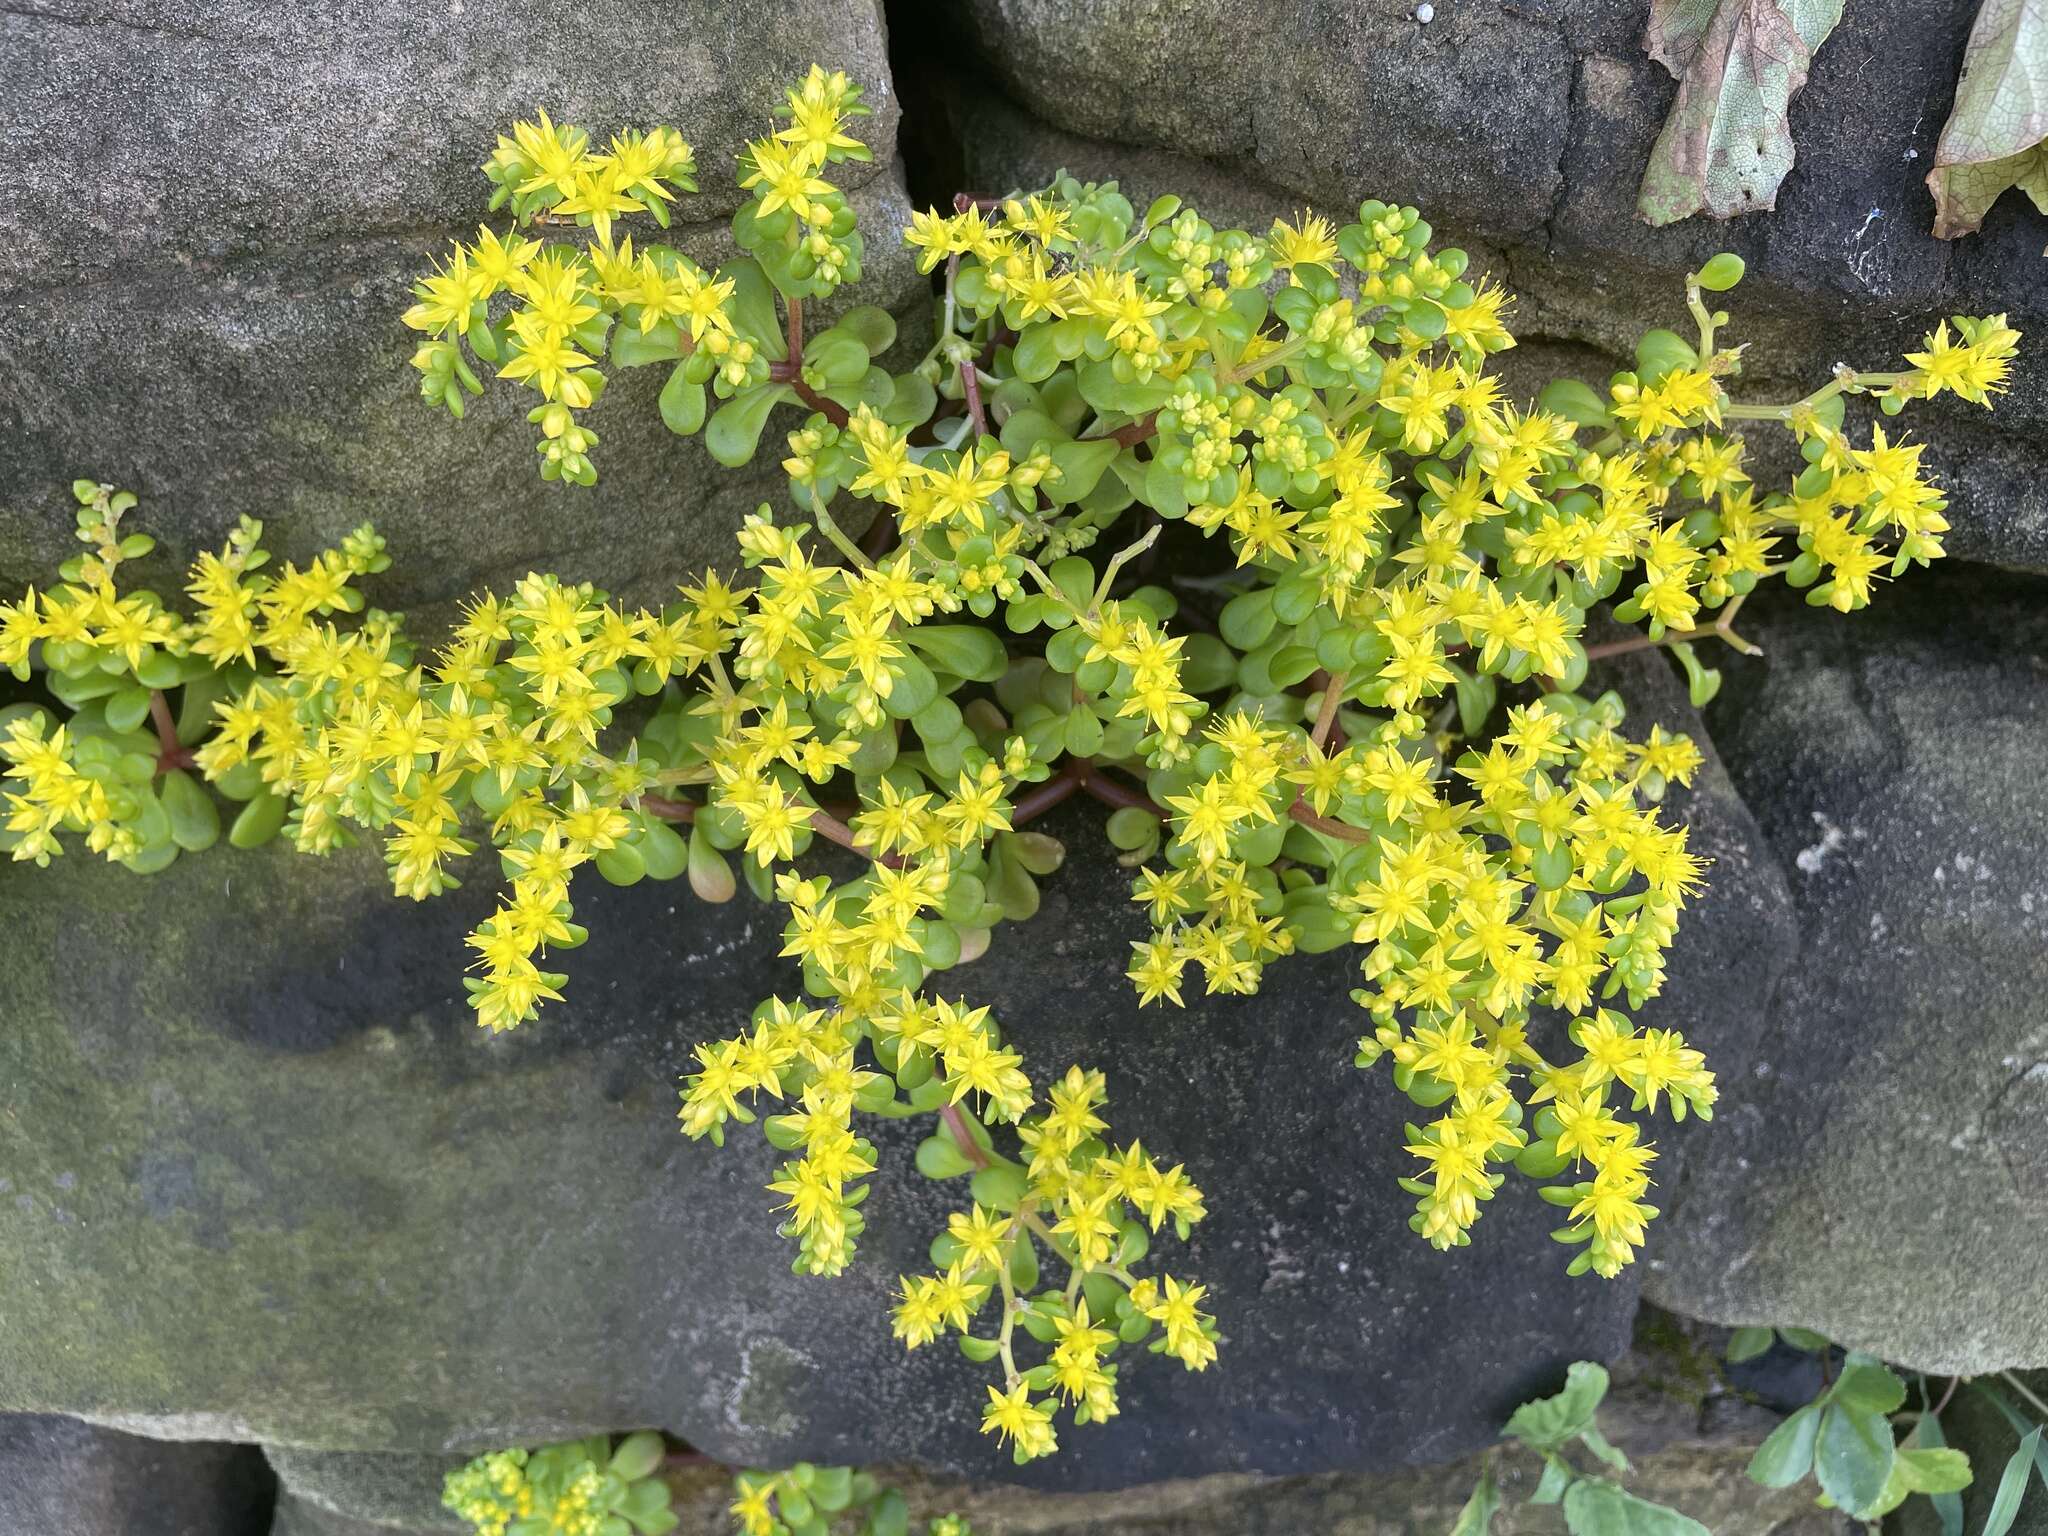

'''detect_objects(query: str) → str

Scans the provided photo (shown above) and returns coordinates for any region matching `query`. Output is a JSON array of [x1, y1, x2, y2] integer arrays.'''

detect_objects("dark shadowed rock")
[[0, 1412, 274, 1535], [266, 1447, 465, 1535], [258, 1322, 1839, 1535], [0, 1, 922, 618], [1644, 564, 2048, 1374], [905, 1, 2048, 572]]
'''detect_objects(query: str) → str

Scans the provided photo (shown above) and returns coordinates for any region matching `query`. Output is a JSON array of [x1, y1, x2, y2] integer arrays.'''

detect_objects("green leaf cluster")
[[1456, 1362, 1707, 1536], [442, 1432, 677, 1536]]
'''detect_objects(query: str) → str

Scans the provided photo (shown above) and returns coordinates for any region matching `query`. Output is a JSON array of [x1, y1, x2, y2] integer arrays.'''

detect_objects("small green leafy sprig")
[[1734, 1331, 2046, 1532], [1453, 1361, 1708, 1536], [728, 1463, 969, 1536], [442, 1432, 677, 1536]]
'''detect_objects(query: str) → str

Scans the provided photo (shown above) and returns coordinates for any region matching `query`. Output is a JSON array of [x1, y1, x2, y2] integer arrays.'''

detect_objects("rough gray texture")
[[0, 758, 1801, 1486], [0, 1, 923, 619], [0, 1411, 274, 1535], [266, 1447, 464, 1535], [911, 0, 2048, 572], [1643, 565, 2048, 1375], [259, 1327, 1843, 1535]]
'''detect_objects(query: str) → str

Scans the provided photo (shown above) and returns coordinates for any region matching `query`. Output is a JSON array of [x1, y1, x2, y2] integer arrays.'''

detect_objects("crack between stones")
[[1541, 23, 1583, 257], [0, 3, 221, 44]]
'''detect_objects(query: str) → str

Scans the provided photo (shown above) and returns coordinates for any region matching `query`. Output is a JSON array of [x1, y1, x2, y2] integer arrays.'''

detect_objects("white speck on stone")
[[1415, 2, 1434, 21], [1796, 811, 1845, 874], [680, 921, 755, 967]]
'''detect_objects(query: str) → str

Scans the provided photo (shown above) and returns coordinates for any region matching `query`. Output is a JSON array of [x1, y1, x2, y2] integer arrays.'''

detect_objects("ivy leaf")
[[1726, 1325, 1775, 1363], [1814, 1402, 1896, 1517], [1636, 0, 1846, 225], [1747, 1402, 1822, 1487], [1895, 1445, 1975, 1496], [1913, 1407, 1968, 1536], [1829, 1361, 1908, 1417], [1562, 1478, 1709, 1536], [1926, 0, 2048, 241], [1450, 1463, 1500, 1536], [1506, 1361, 1611, 1451]]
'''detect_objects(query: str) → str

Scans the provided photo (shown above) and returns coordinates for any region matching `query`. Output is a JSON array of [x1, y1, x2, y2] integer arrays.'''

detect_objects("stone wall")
[[2, 0, 2046, 1531]]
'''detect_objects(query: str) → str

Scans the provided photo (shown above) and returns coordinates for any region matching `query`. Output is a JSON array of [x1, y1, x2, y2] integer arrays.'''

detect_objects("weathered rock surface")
[[0, 762, 1765, 1488], [908, 1, 2048, 572], [265, 1447, 464, 1536], [0, 1, 923, 619], [0, 1411, 274, 1535], [257, 1322, 1844, 1535], [1642, 564, 2048, 1374]]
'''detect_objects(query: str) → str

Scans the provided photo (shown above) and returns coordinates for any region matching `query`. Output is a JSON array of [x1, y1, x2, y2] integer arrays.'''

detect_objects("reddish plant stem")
[[939, 1100, 993, 1170], [1579, 632, 1669, 663], [1009, 763, 1083, 824], [1077, 766, 1159, 815], [1008, 757, 1166, 827], [959, 357, 988, 439], [789, 378, 849, 428], [1107, 412, 1158, 448], [976, 323, 1015, 373], [1286, 796, 1371, 843], [640, 793, 901, 868], [1309, 670, 1350, 750], [768, 293, 851, 427], [147, 689, 194, 776]]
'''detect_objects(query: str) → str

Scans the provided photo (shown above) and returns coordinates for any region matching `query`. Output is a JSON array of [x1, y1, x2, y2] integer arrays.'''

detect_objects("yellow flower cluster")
[[877, 1064, 1214, 1461], [441, 1435, 675, 1536], [1, 715, 123, 863], [441, 1450, 536, 1536], [404, 67, 878, 484], [1132, 684, 1714, 1274], [728, 1465, 971, 1536]]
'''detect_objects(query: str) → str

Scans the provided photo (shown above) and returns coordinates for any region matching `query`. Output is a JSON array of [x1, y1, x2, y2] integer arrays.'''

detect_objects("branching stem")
[[1310, 670, 1350, 750], [807, 487, 875, 571], [1721, 368, 1909, 423], [147, 689, 194, 776], [1580, 591, 1761, 662]]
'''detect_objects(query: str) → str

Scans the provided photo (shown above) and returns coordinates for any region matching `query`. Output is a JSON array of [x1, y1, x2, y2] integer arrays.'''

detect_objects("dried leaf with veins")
[[1636, 0, 1845, 226], [1927, 0, 2048, 244]]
